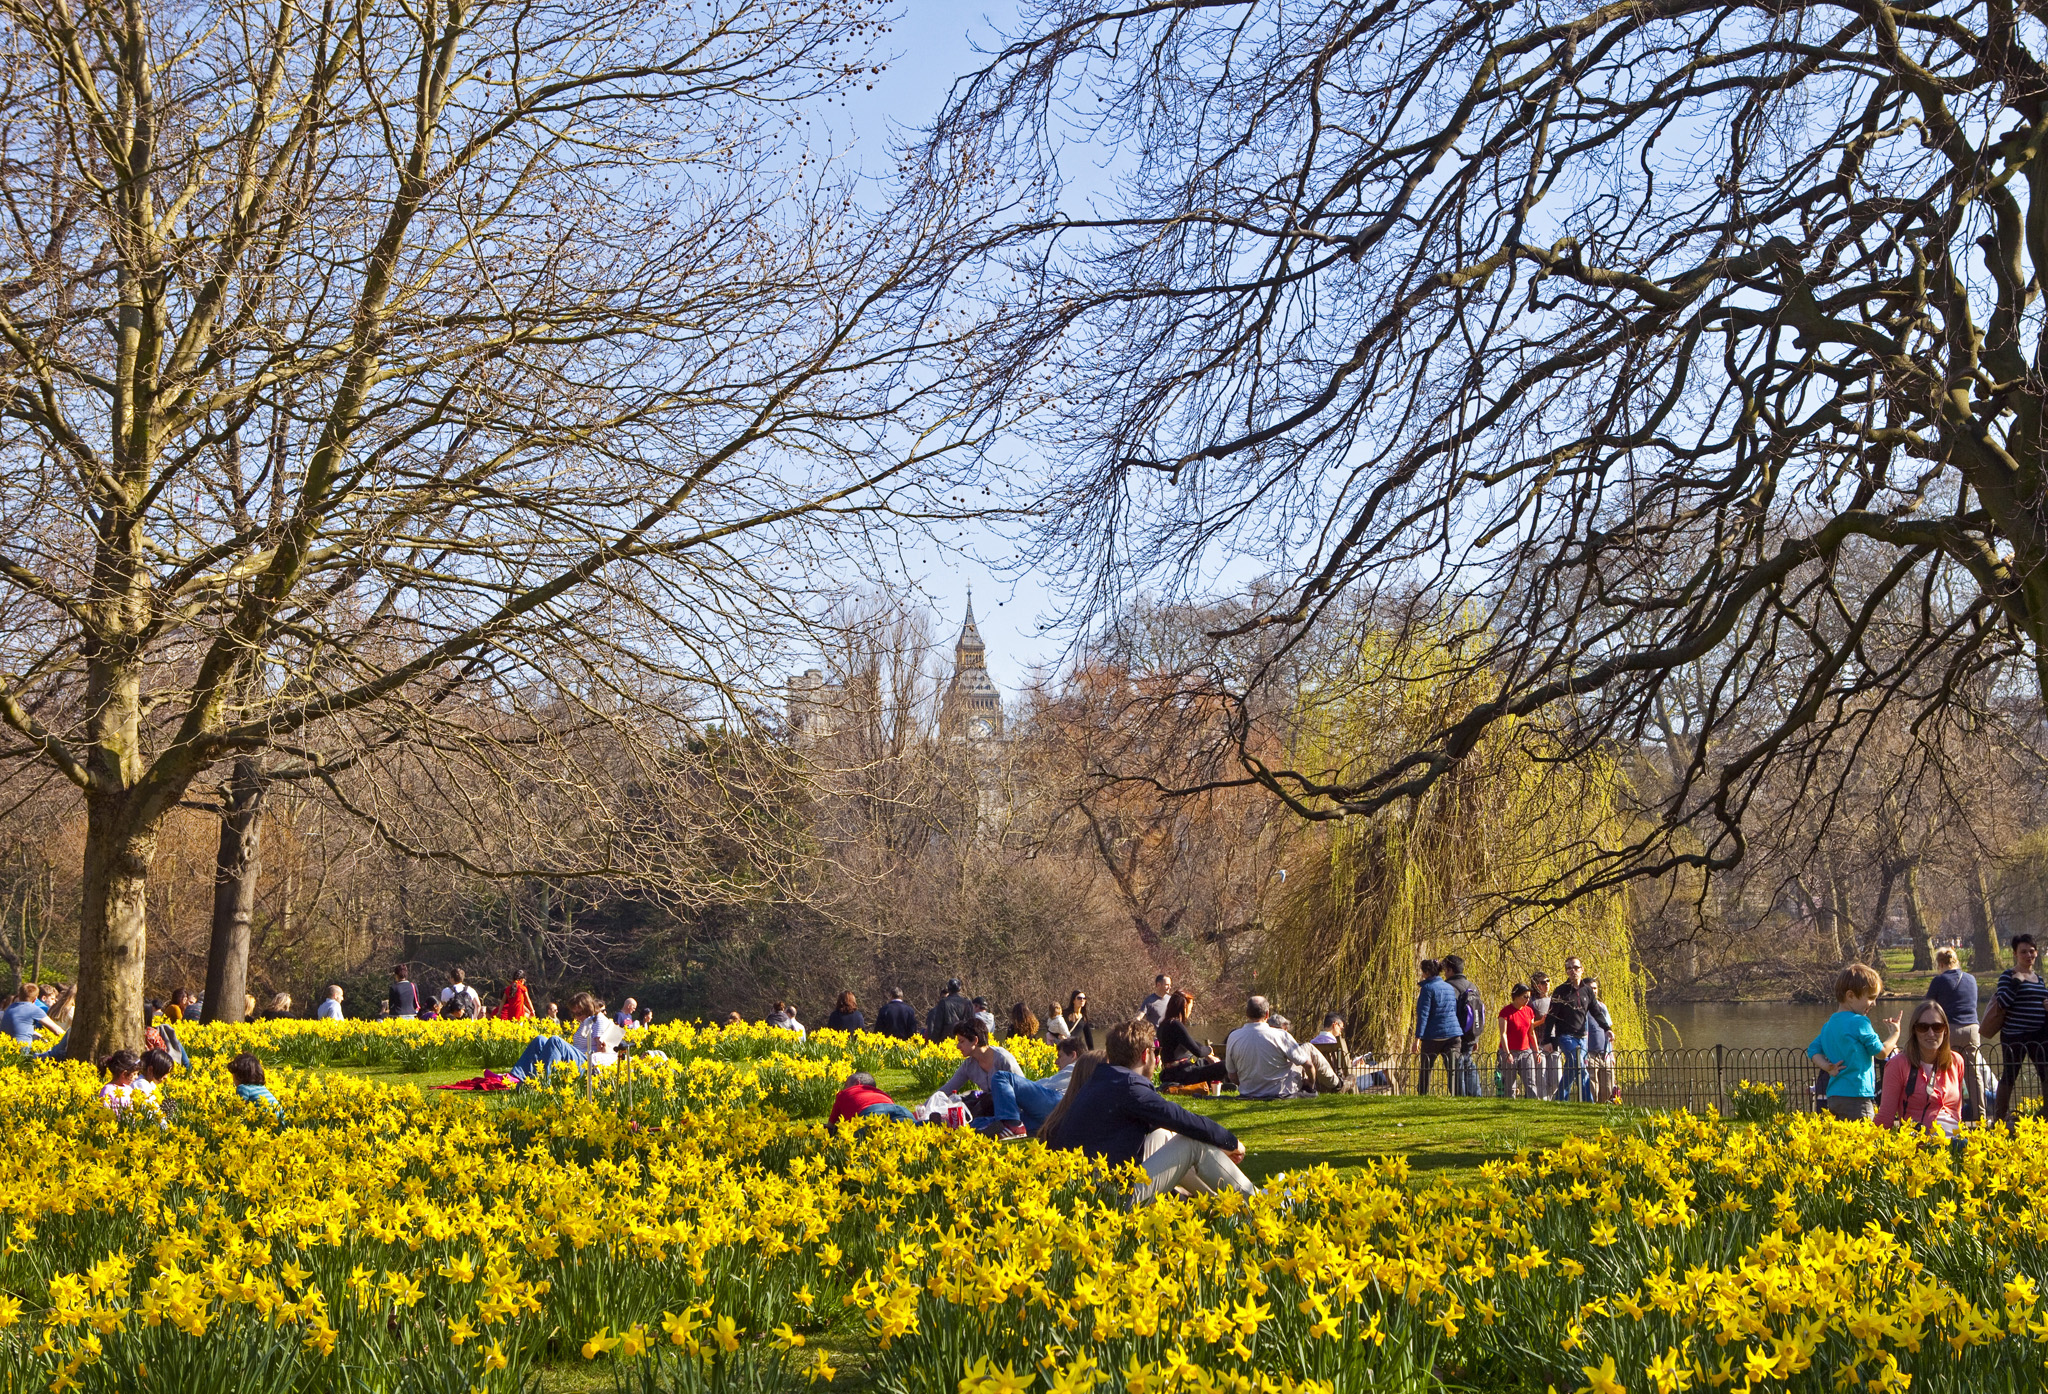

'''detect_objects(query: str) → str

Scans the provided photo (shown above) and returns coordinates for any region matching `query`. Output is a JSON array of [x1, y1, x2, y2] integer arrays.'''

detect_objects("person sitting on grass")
[[227, 1053, 284, 1119], [1878, 999, 1966, 1137], [966, 1026, 1073, 1139], [1224, 996, 1314, 1100], [939, 1019, 1022, 1097], [505, 993, 620, 1082], [1271, 1013, 1344, 1094], [827, 1071, 913, 1128], [1808, 963, 1902, 1121], [1047, 1018, 1256, 1203], [1157, 992, 1230, 1090], [98, 1050, 155, 1113], [1, 982, 54, 1049]]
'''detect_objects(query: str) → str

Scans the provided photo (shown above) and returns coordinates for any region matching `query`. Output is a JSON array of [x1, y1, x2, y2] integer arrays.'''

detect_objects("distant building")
[[785, 667, 842, 741], [940, 593, 1004, 740]]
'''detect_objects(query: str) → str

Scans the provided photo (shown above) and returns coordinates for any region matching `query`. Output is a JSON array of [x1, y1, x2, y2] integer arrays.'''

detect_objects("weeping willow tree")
[[1263, 642, 1649, 1057]]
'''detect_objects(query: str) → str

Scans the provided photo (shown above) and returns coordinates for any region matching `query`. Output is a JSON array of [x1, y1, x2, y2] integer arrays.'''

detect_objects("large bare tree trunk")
[[73, 802, 157, 1061], [1858, 865, 1896, 965], [202, 760, 268, 1025], [1903, 863, 1933, 972], [1970, 862, 2002, 971]]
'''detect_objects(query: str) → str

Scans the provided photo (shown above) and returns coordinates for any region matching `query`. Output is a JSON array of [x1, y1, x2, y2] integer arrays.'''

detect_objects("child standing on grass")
[[227, 1052, 284, 1119], [1808, 963, 1901, 1121]]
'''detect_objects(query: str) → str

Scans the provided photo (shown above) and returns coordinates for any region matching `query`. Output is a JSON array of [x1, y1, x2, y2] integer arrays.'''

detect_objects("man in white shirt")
[[1139, 974, 1175, 1025], [1224, 996, 1314, 1100], [438, 970, 482, 1019], [316, 984, 345, 1021]]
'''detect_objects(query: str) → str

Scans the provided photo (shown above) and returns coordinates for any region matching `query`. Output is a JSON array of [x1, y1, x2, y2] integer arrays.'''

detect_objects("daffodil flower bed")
[[174, 1017, 1056, 1088], [3, 1023, 2045, 1394]]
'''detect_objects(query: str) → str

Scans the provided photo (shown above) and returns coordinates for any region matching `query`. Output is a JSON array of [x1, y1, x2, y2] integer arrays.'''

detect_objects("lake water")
[[1647, 1000, 1839, 1051]]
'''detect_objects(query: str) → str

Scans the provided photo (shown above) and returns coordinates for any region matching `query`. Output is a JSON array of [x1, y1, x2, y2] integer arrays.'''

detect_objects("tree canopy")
[[940, 0, 2048, 903]]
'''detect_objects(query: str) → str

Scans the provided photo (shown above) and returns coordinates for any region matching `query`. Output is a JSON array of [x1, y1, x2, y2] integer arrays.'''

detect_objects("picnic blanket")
[[430, 1072, 518, 1092]]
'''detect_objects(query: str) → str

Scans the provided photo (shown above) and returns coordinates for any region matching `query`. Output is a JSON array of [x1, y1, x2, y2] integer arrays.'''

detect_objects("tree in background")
[[938, 0, 2048, 931], [1262, 632, 1644, 1055], [0, 0, 1009, 1059]]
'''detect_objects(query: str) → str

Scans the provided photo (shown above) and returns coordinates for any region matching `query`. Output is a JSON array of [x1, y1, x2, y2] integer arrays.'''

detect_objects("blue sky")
[[824, 2, 1066, 694]]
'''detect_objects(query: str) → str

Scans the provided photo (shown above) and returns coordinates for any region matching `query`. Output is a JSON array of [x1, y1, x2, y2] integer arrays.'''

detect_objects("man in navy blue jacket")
[[874, 989, 919, 1040], [1049, 1018, 1258, 1202]]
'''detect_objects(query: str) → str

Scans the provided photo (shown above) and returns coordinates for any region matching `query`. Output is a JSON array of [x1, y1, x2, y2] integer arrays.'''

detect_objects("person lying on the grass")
[[1046, 1017, 1256, 1203], [505, 992, 622, 1082], [828, 1072, 913, 1128]]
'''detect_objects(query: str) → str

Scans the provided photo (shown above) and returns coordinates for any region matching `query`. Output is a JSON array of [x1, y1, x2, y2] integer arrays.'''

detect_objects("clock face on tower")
[[969, 716, 993, 739]]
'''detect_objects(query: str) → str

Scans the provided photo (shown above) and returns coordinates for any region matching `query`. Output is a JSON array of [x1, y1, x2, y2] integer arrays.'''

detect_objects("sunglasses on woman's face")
[[1915, 1023, 1947, 1034]]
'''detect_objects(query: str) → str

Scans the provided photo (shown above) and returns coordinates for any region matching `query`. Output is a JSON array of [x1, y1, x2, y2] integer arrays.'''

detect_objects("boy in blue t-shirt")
[[1808, 962, 1902, 1120]]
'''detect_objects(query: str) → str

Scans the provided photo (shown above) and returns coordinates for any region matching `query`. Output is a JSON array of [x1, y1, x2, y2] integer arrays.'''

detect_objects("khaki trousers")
[[1135, 1128, 1258, 1203]]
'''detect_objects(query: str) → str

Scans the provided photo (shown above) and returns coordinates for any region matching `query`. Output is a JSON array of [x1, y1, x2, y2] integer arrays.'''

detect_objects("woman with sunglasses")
[[1063, 990, 1098, 1051], [1877, 1000, 1967, 1137]]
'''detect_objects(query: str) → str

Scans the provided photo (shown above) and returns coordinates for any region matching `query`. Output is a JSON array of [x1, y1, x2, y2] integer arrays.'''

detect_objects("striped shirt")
[[1995, 970, 2048, 1040]]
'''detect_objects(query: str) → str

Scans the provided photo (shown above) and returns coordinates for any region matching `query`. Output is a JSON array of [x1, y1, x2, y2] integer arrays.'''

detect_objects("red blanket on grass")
[[430, 1072, 517, 1092]]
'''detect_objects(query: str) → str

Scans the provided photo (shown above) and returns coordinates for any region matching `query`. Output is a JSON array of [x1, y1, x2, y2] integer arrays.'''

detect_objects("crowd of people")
[[816, 973, 1378, 1203], [1805, 936, 2048, 1137], [41, 931, 2048, 1190]]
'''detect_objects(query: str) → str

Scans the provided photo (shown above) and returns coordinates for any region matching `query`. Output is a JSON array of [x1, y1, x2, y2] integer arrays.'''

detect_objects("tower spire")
[[942, 589, 1001, 737]]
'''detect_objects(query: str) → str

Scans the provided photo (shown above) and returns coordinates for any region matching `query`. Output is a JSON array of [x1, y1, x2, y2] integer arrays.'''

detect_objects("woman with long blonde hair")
[[1877, 999, 1966, 1137]]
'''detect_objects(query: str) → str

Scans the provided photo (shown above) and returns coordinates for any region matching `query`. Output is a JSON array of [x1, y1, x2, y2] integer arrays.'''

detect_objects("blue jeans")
[[1455, 1046, 1480, 1097], [508, 1035, 587, 1080], [858, 1101, 914, 1122], [1553, 1035, 1591, 1101], [976, 1070, 1064, 1133]]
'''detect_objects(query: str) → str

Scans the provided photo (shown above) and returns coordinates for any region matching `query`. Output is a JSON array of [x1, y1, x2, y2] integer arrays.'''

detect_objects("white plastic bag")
[[921, 1091, 969, 1127]]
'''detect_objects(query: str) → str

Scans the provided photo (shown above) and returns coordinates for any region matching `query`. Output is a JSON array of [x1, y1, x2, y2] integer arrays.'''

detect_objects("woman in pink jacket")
[[1877, 1000, 1966, 1137]]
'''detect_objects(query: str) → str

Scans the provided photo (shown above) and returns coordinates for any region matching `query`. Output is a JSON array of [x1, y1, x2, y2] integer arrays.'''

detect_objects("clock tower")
[[940, 591, 1004, 740]]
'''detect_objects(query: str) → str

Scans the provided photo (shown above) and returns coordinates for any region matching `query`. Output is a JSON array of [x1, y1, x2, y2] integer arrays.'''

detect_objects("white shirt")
[[439, 985, 479, 1014], [316, 999, 343, 1020], [1224, 1020, 1311, 1100], [572, 1014, 624, 1065]]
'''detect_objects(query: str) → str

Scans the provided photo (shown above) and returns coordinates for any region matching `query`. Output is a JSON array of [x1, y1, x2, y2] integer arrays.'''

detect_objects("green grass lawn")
[[1874, 946, 1997, 990], [1178, 1092, 1646, 1185], [315, 1063, 491, 1091]]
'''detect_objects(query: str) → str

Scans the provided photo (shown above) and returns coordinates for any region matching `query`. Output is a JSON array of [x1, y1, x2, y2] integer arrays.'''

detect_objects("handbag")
[[1981, 1000, 2007, 1039]]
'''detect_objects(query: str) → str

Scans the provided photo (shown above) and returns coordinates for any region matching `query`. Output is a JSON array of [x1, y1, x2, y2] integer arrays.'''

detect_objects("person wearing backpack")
[[438, 969, 482, 1020], [1412, 960, 1462, 1096], [1441, 955, 1484, 1098]]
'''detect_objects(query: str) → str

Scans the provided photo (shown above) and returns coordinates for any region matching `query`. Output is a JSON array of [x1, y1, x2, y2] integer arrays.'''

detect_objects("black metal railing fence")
[[1335, 1043, 2045, 1118]]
